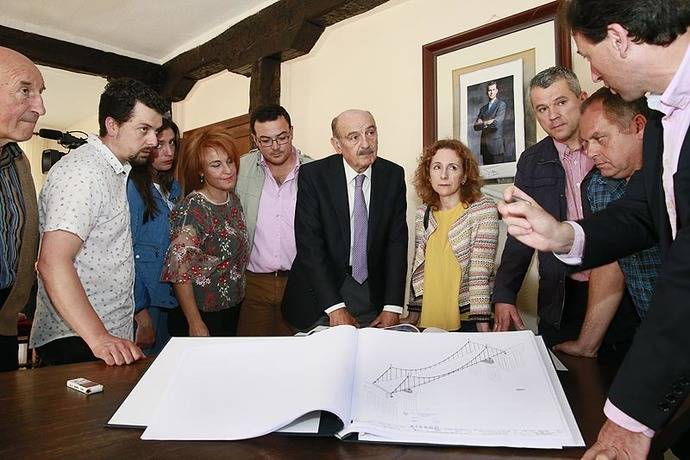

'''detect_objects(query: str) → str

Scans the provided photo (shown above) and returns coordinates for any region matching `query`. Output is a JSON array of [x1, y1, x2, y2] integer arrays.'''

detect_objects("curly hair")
[[177, 126, 240, 197], [98, 77, 168, 137], [413, 139, 483, 207]]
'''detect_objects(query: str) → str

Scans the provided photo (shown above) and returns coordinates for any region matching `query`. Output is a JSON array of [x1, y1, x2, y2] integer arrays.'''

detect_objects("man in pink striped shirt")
[[500, 1, 690, 457], [235, 105, 312, 336]]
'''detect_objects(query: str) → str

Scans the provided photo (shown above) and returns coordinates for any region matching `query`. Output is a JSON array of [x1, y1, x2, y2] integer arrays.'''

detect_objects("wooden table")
[[0, 353, 618, 459]]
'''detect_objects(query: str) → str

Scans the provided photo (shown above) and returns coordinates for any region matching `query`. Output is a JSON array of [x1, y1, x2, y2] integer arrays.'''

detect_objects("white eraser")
[[66, 377, 103, 395]]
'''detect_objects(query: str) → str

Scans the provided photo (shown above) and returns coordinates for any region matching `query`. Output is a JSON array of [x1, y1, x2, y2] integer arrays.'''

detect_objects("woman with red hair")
[[162, 127, 248, 337], [407, 139, 498, 331]]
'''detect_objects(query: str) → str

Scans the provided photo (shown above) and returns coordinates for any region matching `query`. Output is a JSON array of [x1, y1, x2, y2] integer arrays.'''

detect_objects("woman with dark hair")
[[127, 118, 181, 354], [407, 139, 498, 331], [162, 126, 248, 337]]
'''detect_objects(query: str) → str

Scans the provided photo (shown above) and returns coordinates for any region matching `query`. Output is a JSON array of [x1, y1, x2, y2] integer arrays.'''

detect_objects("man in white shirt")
[[30, 78, 167, 366]]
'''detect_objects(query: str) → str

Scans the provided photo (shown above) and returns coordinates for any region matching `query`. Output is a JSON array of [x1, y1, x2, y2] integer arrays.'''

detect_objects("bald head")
[[331, 109, 374, 138], [330, 109, 378, 173], [0, 47, 46, 146]]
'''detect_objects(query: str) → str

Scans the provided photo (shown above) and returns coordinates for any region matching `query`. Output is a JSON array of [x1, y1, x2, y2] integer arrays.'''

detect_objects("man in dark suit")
[[500, 2, 690, 457], [281, 109, 408, 330], [493, 67, 638, 354], [473, 81, 507, 165]]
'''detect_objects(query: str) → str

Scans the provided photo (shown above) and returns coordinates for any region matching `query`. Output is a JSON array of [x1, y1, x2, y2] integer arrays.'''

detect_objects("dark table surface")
[[0, 352, 618, 459]]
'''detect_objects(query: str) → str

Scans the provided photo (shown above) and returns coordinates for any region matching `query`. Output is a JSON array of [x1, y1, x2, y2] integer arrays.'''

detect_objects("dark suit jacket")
[[493, 137, 572, 328], [281, 154, 408, 330], [578, 109, 690, 429], [474, 98, 506, 162]]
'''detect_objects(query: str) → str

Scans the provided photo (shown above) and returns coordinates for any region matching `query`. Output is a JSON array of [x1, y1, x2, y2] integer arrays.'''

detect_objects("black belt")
[[247, 270, 290, 278]]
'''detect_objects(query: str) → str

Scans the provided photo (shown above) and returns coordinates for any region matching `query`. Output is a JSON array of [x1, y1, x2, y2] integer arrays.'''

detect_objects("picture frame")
[[422, 1, 571, 181]]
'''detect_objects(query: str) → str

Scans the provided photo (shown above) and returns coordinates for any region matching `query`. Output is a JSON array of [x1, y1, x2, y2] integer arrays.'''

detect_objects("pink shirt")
[[658, 43, 690, 239], [247, 153, 299, 273], [554, 140, 594, 282], [561, 42, 690, 439]]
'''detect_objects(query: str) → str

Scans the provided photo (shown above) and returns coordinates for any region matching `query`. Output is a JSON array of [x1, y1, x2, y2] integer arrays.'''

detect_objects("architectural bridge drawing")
[[372, 340, 520, 396]]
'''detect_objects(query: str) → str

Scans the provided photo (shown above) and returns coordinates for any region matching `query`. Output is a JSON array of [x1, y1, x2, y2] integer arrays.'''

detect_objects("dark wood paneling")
[[249, 55, 282, 114], [183, 114, 252, 156]]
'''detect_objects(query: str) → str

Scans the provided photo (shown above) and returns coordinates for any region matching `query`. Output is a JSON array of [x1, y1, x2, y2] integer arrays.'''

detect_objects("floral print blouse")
[[161, 190, 249, 312]]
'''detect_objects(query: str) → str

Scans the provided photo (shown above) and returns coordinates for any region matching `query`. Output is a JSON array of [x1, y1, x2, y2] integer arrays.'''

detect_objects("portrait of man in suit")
[[472, 81, 506, 165], [281, 109, 408, 331]]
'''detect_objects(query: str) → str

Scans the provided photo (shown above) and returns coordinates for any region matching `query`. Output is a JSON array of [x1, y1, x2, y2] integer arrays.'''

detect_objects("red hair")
[[177, 126, 240, 196], [413, 139, 483, 207]]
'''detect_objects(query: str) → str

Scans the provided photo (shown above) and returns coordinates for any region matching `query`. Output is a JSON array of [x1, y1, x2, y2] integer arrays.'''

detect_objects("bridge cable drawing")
[[372, 340, 520, 396]]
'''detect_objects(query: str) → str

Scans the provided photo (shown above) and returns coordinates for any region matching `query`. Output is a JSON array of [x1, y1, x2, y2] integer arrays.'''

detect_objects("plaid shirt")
[[587, 171, 661, 318]]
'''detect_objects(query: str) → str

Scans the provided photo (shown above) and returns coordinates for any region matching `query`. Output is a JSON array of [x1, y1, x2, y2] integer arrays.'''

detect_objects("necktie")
[[351, 174, 368, 284]]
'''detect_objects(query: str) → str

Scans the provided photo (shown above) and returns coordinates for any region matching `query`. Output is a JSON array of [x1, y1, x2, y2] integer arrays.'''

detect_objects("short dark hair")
[[98, 78, 168, 136], [530, 66, 581, 96], [581, 87, 648, 129], [562, 0, 690, 46], [487, 81, 498, 90], [249, 104, 292, 134]]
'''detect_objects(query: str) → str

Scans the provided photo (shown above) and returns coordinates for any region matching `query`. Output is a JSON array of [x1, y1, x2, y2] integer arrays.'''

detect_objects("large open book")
[[109, 327, 583, 448]]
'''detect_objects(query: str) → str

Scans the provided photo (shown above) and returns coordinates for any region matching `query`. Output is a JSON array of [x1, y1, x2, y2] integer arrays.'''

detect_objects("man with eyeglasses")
[[281, 109, 408, 331], [235, 104, 312, 336]]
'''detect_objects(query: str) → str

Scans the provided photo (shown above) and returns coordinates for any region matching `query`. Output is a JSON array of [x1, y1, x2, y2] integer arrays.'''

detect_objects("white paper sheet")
[[548, 348, 569, 372], [345, 329, 584, 448], [109, 336, 290, 427], [535, 336, 584, 447], [141, 326, 358, 440], [111, 327, 583, 448]]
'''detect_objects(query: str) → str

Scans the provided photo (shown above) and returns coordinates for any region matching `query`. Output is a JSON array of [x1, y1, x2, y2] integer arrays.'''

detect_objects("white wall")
[[26, 0, 598, 330], [172, 70, 250, 131], [174, 0, 562, 328]]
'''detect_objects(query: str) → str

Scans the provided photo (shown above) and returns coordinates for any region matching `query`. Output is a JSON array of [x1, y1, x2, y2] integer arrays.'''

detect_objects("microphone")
[[37, 128, 63, 140], [35, 129, 86, 149]]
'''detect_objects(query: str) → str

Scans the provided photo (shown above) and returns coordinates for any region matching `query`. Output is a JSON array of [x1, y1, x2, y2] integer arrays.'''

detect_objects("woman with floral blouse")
[[162, 126, 248, 337]]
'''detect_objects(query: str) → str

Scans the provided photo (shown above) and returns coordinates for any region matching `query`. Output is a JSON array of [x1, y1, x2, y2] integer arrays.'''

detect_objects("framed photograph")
[[422, 1, 571, 181]]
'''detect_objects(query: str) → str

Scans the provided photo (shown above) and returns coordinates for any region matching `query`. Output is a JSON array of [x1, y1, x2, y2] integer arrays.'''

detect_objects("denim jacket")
[[127, 179, 181, 312]]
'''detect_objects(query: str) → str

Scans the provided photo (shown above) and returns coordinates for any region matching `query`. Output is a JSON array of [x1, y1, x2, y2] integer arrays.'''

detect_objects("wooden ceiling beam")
[[162, 0, 389, 101], [0, 0, 389, 102], [0, 25, 167, 91]]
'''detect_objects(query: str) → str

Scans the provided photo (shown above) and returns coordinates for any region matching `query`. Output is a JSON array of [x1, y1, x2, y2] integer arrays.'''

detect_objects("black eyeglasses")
[[256, 132, 291, 147]]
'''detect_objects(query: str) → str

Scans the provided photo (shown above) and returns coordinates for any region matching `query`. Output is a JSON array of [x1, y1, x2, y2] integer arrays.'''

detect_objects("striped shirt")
[[0, 143, 26, 289], [554, 140, 594, 282]]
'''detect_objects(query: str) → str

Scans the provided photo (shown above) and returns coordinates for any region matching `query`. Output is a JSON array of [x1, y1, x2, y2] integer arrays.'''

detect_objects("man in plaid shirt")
[[554, 87, 661, 358]]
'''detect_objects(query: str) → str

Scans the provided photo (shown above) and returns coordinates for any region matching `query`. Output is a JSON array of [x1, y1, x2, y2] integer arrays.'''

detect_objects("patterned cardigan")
[[408, 196, 498, 322]]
